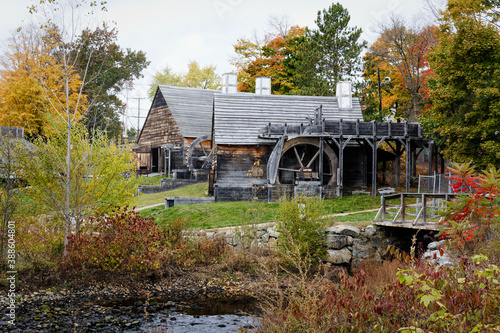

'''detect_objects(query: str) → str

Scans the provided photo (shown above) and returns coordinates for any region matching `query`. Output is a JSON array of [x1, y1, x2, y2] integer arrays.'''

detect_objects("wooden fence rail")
[[374, 193, 456, 229]]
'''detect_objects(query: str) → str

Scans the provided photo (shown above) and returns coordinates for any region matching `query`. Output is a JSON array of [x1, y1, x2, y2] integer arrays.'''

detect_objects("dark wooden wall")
[[214, 145, 272, 184], [343, 145, 368, 187], [136, 103, 184, 152]]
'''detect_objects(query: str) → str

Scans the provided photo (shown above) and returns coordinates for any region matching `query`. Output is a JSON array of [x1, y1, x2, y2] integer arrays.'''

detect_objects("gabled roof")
[[138, 86, 217, 142], [158, 86, 217, 138], [213, 93, 363, 145]]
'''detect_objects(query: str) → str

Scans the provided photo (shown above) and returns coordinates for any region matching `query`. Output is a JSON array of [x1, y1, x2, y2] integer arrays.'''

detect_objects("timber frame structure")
[[135, 81, 440, 202], [259, 106, 431, 196]]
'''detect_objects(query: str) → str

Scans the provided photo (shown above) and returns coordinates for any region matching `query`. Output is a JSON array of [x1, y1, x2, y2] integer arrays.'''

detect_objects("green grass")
[[137, 175, 170, 186], [322, 194, 381, 214], [141, 201, 280, 230], [135, 182, 208, 208], [139, 194, 383, 230], [324, 209, 398, 228]]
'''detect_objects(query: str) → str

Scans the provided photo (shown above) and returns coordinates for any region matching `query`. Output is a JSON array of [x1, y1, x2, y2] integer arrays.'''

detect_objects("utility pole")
[[131, 97, 146, 139]]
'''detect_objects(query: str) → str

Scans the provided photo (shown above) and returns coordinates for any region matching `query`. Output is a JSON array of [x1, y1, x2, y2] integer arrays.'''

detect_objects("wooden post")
[[406, 139, 411, 192], [422, 194, 427, 224], [381, 195, 386, 221], [401, 193, 406, 222], [372, 122, 377, 196], [319, 137, 324, 185]]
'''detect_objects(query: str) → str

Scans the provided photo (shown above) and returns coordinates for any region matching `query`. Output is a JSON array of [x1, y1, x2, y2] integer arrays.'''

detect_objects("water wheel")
[[276, 137, 337, 185], [186, 135, 214, 172]]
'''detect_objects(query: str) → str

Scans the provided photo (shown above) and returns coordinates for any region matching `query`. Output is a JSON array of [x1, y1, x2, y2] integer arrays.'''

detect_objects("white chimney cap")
[[336, 81, 352, 110], [255, 77, 271, 95], [222, 73, 238, 94]]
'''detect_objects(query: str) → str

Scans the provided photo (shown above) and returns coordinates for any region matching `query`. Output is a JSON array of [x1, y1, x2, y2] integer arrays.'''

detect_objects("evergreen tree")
[[294, 3, 366, 96], [424, 1, 500, 168]]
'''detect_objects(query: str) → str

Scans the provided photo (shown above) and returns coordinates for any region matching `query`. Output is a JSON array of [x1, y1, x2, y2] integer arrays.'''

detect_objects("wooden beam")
[[319, 137, 324, 185], [406, 139, 411, 192]]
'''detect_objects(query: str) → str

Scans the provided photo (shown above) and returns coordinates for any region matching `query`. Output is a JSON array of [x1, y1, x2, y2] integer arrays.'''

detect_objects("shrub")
[[16, 216, 64, 267], [440, 162, 500, 254], [276, 195, 326, 264], [257, 257, 500, 332], [62, 208, 164, 272]]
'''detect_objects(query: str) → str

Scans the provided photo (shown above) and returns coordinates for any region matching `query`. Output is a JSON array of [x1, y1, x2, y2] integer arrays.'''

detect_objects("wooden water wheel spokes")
[[186, 135, 214, 172], [276, 137, 338, 186]]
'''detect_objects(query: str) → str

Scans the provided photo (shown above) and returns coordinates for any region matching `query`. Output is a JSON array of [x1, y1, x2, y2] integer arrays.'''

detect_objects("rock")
[[347, 236, 353, 246], [364, 225, 377, 237], [39, 305, 50, 313], [261, 232, 270, 243], [352, 245, 372, 259], [267, 226, 280, 238], [427, 240, 445, 250], [325, 226, 337, 234], [353, 238, 369, 246], [424, 249, 454, 267], [165, 301, 175, 307], [325, 234, 349, 249], [323, 248, 352, 264], [335, 225, 360, 238]]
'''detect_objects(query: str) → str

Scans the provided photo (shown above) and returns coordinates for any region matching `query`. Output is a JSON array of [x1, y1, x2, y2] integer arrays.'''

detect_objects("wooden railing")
[[374, 193, 456, 227], [259, 120, 422, 139]]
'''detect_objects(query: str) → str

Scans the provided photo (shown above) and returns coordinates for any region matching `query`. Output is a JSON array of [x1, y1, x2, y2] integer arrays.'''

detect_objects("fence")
[[374, 193, 456, 227]]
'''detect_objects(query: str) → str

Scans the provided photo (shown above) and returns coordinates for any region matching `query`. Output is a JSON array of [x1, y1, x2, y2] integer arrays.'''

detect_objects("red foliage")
[[440, 163, 500, 250], [61, 208, 164, 271]]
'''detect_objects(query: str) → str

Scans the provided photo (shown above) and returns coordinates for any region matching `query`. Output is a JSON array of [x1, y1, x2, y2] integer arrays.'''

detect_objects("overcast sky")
[[0, 0, 431, 131]]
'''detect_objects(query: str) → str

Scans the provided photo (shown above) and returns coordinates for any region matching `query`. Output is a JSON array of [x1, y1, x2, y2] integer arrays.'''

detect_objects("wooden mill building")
[[136, 77, 432, 201], [134, 86, 216, 177]]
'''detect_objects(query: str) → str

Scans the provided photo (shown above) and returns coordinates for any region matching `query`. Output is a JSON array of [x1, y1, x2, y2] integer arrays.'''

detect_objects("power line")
[[131, 97, 147, 132]]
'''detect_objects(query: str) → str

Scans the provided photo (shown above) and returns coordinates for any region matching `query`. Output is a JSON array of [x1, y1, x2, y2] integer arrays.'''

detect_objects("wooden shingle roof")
[[213, 93, 363, 145], [157, 86, 216, 139]]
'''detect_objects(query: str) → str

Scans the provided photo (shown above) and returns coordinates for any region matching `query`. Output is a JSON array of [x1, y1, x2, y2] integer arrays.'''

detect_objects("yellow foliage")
[[0, 30, 87, 137]]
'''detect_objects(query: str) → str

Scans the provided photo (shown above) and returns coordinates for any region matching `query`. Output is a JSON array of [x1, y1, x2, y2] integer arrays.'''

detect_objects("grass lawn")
[[139, 193, 383, 230], [137, 174, 170, 187], [141, 201, 281, 230], [135, 182, 208, 208]]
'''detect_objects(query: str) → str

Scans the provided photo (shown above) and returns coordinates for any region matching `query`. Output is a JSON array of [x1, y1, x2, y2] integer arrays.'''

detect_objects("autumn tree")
[[361, 52, 413, 122], [0, 131, 24, 258], [423, 0, 500, 168], [18, 125, 138, 239], [231, 25, 306, 94], [370, 17, 438, 121], [71, 26, 149, 139], [231, 4, 365, 96], [22, 0, 142, 254], [0, 26, 86, 138], [148, 61, 221, 99]]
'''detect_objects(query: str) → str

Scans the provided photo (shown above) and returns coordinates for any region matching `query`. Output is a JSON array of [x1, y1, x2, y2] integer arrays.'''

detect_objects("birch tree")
[[23, 0, 138, 254]]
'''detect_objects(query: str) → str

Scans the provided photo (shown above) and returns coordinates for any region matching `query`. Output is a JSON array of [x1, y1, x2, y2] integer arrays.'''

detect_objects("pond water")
[[142, 313, 258, 332], [109, 295, 261, 332], [141, 298, 259, 332]]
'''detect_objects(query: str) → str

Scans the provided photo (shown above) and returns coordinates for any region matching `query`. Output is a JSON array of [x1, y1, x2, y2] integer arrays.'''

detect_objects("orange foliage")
[[0, 29, 86, 137]]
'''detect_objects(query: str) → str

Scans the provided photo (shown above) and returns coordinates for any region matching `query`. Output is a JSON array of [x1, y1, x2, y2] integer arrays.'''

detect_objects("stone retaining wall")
[[193, 224, 397, 270], [165, 197, 215, 208]]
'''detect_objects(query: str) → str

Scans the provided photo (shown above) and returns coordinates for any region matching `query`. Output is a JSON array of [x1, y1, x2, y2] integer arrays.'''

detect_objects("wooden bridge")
[[373, 193, 456, 231]]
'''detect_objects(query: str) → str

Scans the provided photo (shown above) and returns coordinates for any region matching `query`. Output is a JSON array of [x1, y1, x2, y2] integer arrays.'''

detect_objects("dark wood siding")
[[343, 145, 367, 187], [136, 97, 184, 152], [215, 145, 273, 184]]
